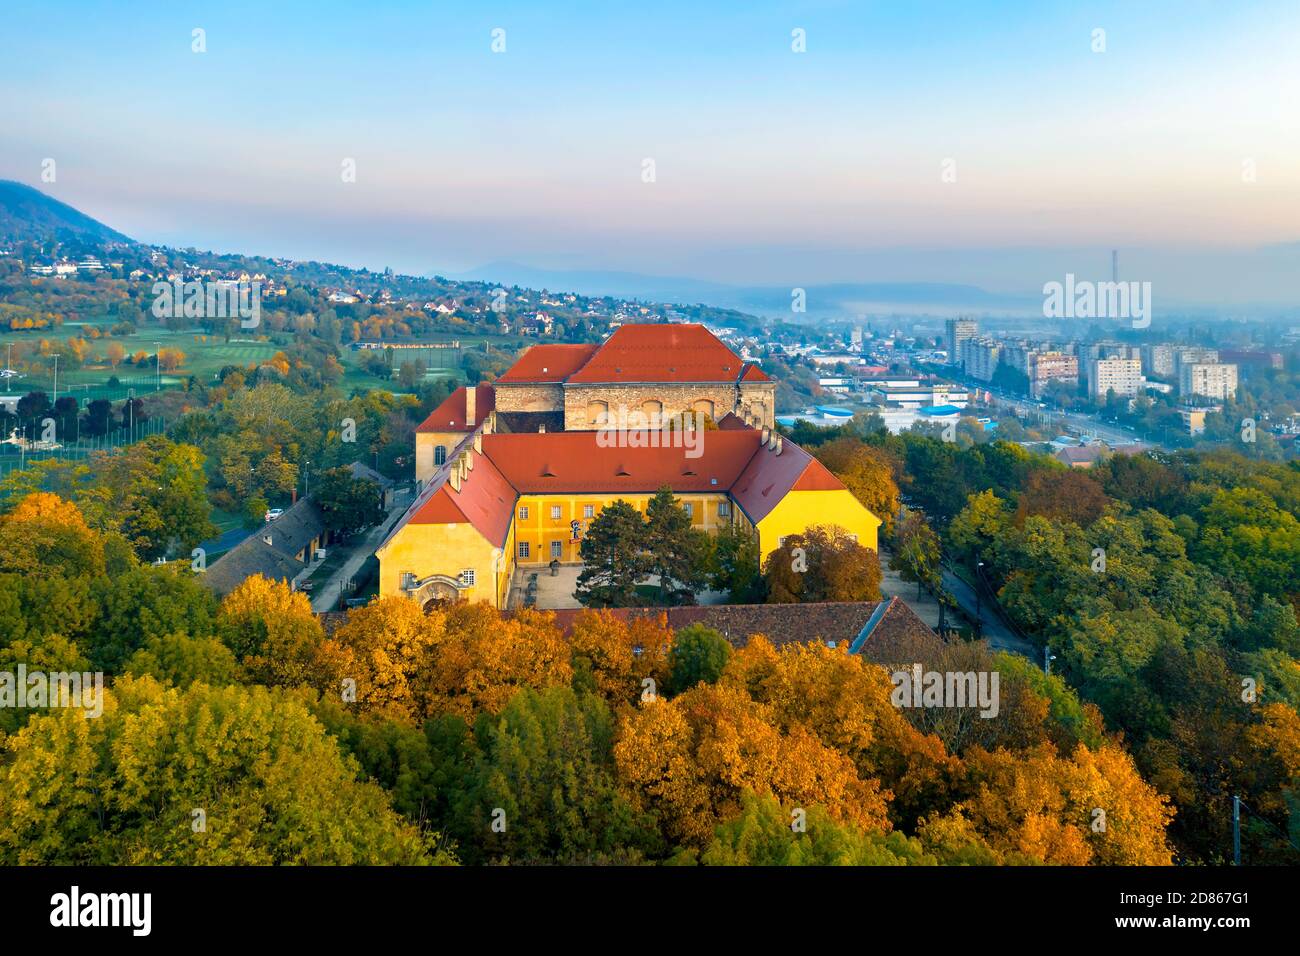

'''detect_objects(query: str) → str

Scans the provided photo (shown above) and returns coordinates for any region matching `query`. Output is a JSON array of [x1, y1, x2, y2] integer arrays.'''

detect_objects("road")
[[309, 490, 411, 612], [983, 390, 1171, 451], [940, 565, 1037, 658]]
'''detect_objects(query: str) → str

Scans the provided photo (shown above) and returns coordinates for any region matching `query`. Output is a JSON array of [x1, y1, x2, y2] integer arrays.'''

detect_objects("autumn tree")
[[0, 492, 105, 578], [614, 682, 889, 848], [425, 604, 572, 720], [314, 595, 442, 722], [762, 524, 882, 604], [217, 575, 324, 687], [567, 609, 673, 706], [814, 438, 902, 536], [0, 677, 438, 865]]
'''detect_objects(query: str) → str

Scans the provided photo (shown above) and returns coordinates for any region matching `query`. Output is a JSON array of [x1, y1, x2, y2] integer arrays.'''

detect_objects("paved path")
[[940, 564, 1037, 658], [309, 491, 411, 612]]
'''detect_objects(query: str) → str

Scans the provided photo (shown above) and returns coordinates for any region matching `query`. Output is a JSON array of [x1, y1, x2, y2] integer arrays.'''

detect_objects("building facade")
[[384, 325, 879, 610], [1088, 358, 1143, 400], [1179, 362, 1238, 400]]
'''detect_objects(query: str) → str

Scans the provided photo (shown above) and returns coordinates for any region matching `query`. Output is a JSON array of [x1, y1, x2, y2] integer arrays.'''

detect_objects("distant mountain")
[[0, 180, 134, 246], [454, 261, 1039, 317]]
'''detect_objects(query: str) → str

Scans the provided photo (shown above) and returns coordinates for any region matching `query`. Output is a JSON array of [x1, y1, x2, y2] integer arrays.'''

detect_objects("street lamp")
[[1044, 646, 1057, 676], [154, 342, 161, 391]]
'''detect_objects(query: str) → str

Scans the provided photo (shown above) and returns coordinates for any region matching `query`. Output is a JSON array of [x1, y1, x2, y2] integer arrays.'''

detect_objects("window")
[[718, 501, 730, 517], [400, 571, 416, 590], [518, 506, 529, 520], [433, 445, 447, 466], [550, 541, 563, 559], [550, 505, 562, 520], [583, 505, 594, 518], [459, 569, 475, 586], [518, 542, 530, 559], [683, 503, 693, 518]]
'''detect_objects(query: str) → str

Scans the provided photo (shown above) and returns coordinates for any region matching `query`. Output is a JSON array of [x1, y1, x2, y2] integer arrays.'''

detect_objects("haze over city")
[[3, 0, 1300, 308]]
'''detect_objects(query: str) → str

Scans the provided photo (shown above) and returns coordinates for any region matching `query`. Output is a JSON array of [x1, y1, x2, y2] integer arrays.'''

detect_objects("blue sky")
[[3, 1, 1298, 303]]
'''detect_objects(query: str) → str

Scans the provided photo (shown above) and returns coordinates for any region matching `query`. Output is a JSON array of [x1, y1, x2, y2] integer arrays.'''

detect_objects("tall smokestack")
[[464, 385, 477, 427], [1111, 249, 1118, 284]]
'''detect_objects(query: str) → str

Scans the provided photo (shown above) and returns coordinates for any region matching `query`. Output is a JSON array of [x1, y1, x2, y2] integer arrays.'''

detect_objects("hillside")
[[0, 179, 134, 246]]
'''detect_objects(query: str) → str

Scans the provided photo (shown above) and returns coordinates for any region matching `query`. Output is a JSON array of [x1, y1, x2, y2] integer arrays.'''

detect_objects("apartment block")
[[1088, 358, 1143, 400], [946, 318, 978, 366], [1179, 362, 1238, 401], [959, 338, 1001, 382]]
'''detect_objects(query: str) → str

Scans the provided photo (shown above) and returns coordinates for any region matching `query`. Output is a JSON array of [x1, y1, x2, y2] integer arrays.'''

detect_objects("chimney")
[[464, 451, 474, 471], [768, 431, 778, 451], [473, 432, 482, 453], [450, 468, 460, 492], [464, 386, 477, 428], [775, 436, 783, 455], [760, 426, 770, 445]]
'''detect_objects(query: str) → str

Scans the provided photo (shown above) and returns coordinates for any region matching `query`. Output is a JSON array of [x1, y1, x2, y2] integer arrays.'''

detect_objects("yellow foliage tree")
[[0, 492, 105, 578], [614, 681, 890, 848], [425, 604, 572, 720], [217, 575, 323, 687], [315, 595, 443, 722], [567, 609, 673, 706], [954, 742, 1175, 865]]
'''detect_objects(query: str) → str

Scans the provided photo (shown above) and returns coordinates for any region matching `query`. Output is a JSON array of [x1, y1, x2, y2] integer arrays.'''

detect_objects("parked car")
[[264, 508, 284, 522]]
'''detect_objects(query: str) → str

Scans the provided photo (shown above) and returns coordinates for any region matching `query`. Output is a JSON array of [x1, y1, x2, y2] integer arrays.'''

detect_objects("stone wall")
[[562, 382, 773, 430], [494, 383, 564, 413]]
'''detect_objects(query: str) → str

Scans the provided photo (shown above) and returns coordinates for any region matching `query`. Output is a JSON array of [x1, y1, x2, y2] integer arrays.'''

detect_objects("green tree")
[[315, 466, 383, 537], [890, 506, 942, 600], [456, 686, 658, 864], [576, 499, 649, 607], [709, 522, 765, 603], [667, 623, 732, 695], [689, 792, 934, 866], [643, 486, 711, 605]]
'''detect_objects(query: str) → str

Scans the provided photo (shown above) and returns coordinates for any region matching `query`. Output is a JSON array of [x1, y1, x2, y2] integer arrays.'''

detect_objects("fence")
[[0, 416, 168, 479]]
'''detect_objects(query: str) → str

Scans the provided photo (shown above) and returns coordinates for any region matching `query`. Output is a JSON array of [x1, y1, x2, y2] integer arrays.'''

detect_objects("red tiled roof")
[[380, 444, 516, 548], [481, 431, 764, 494], [739, 362, 771, 383], [388, 421, 851, 544], [730, 435, 842, 523], [715, 412, 751, 430], [566, 324, 753, 384], [540, 598, 939, 654], [415, 385, 496, 433], [495, 344, 599, 384]]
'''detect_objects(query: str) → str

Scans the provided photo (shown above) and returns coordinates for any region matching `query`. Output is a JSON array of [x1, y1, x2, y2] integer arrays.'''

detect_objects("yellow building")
[[379, 425, 880, 609], [379, 324, 879, 609]]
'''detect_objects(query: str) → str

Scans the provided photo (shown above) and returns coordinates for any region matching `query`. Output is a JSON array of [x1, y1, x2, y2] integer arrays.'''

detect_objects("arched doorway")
[[405, 574, 463, 608]]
